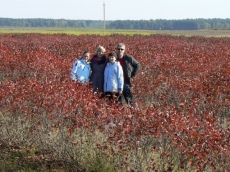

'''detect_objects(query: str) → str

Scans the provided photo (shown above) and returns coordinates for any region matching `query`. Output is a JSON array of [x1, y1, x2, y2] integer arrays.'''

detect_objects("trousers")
[[122, 83, 133, 104]]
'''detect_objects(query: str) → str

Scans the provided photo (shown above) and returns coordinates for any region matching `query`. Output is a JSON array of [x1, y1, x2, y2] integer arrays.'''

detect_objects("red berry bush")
[[1, 34, 230, 171]]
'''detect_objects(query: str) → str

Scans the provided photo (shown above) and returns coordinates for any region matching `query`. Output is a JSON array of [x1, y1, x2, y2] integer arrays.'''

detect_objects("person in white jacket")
[[103, 52, 124, 103], [71, 51, 91, 83]]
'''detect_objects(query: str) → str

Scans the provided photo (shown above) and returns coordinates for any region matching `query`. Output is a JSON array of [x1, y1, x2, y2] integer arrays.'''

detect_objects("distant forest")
[[1, 18, 230, 30]]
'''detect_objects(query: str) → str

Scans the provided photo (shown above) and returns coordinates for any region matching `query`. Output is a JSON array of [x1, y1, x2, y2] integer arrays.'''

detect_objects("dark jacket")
[[90, 55, 108, 92], [121, 54, 141, 85]]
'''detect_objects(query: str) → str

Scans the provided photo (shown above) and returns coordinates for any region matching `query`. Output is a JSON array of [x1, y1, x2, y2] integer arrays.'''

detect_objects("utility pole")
[[103, 2, 105, 31]]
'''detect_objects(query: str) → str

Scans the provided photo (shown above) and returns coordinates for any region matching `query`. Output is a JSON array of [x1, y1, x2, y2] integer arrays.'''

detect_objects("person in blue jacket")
[[71, 51, 91, 83], [103, 52, 124, 102]]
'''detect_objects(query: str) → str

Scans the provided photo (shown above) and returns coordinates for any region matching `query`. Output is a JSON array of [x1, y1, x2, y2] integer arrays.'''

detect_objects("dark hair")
[[83, 50, 90, 55], [108, 52, 117, 58]]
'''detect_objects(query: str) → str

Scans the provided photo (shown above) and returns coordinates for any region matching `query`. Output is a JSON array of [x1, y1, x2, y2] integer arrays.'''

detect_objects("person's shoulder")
[[124, 54, 135, 62], [124, 54, 134, 59], [74, 59, 80, 64], [115, 61, 121, 65], [76, 56, 84, 61], [115, 62, 122, 68], [79, 58, 85, 63], [90, 55, 97, 60]]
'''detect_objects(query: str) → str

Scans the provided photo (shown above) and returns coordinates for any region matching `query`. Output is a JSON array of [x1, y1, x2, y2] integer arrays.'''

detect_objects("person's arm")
[[103, 66, 108, 92], [130, 56, 141, 78], [117, 63, 124, 94], [71, 60, 79, 81], [87, 64, 91, 80]]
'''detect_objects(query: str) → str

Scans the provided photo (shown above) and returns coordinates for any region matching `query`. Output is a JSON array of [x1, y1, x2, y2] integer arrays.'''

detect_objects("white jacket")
[[71, 59, 91, 83], [104, 61, 124, 92]]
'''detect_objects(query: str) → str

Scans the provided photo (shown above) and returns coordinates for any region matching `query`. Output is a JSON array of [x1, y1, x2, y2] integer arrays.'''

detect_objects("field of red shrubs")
[[1, 33, 230, 171]]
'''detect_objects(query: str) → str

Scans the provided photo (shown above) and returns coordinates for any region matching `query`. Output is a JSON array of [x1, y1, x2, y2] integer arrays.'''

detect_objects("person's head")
[[96, 45, 106, 58], [115, 43, 126, 58], [108, 52, 117, 63], [82, 51, 90, 62]]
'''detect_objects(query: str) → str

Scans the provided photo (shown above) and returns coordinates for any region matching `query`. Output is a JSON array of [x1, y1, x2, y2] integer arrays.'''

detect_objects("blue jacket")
[[71, 59, 91, 83], [104, 61, 124, 92]]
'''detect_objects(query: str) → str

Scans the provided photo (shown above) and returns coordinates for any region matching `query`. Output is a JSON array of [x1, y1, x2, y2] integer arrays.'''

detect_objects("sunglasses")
[[117, 48, 124, 51]]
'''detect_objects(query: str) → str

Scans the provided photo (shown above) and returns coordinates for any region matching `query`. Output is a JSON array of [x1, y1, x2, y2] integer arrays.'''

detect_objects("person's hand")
[[118, 91, 122, 95]]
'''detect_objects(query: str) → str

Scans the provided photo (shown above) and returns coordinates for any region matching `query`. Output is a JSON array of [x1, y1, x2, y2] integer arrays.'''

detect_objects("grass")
[[0, 144, 71, 171], [0, 27, 230, 37], [0, 110, 175, 172], [0, 111, 118, 171]]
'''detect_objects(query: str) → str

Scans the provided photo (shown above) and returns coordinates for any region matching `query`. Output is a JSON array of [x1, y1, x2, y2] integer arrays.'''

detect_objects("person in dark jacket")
[[115, 43, 141, 107], [90, 45, 108, 93]]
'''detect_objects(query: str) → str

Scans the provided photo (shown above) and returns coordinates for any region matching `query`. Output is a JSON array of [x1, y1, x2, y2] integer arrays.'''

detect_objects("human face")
[[97, 49, 105, 58], [109, 56, 116, 63], [83, 53, 90, 62], [116, 46, 125, 57]]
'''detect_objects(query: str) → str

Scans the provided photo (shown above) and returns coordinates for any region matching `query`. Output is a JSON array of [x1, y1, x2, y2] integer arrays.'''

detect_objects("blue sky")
[[1, 0, 230, 20]]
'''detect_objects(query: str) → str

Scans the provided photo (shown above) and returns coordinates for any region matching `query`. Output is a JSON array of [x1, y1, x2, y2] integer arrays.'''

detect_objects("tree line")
[[1, 18, 230, 30]]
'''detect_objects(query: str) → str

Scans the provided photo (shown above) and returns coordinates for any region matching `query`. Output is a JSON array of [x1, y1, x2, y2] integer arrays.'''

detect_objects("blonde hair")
[[96, 45, 106, 53]]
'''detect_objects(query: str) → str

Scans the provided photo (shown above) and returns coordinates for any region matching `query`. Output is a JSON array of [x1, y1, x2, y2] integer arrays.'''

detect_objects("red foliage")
[[1, 34, 230, 171]]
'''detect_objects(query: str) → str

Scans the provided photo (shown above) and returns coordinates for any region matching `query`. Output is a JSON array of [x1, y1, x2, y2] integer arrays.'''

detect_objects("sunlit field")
[[1, 33, 230, 171], [1, 27, 230, 37]]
